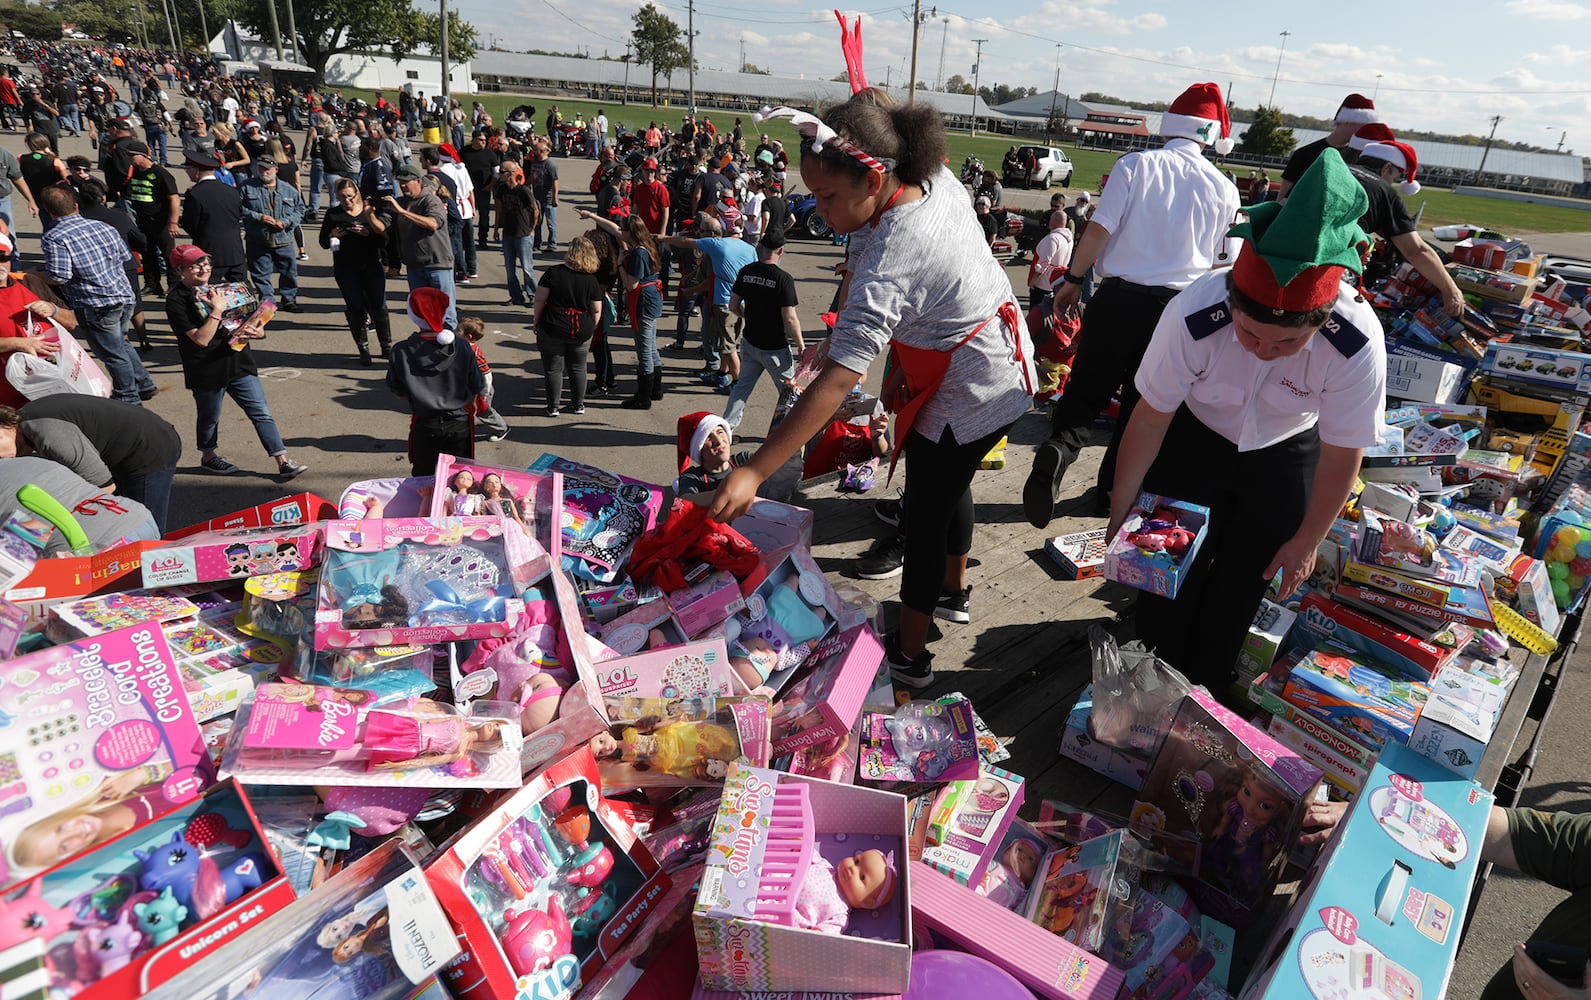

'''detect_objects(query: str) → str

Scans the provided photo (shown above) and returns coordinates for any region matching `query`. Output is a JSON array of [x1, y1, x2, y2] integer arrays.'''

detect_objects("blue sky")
[[451, 0, 1589, 152]]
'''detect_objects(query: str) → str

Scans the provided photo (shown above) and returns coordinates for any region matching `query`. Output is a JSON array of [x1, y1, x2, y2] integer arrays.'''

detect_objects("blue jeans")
[[535, 194, 557, 248], [119, 454, 177, 535], [248, 242, 299, 304], [505, 235, 536, 303], [76, 300, 153, 402], [144, 125, 167, 165], [408, 267, 457, 328], [0, 194, 11, 230], [307, 157, 324, 212], [723, 340, 794, 430], [57, 107, 81, 134], [452, 124, 465, 150], [636, 309, 660, 373], [192, 373, 287, 457]]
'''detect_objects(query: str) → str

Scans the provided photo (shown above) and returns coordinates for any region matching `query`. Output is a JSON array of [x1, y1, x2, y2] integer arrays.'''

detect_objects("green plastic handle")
[[16, 484, 92, 555]]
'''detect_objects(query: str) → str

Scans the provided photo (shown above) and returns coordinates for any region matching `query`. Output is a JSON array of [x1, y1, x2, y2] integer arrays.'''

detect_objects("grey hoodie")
[[385, 333, 484, 416]]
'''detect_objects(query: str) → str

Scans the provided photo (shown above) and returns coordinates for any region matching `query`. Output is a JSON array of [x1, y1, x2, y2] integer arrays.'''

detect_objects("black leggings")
[[900, 421, 1012, 614]]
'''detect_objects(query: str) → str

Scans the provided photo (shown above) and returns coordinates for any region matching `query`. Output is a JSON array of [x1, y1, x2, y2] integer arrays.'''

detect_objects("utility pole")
[[283, 0, 300, 63], [907, 0, 921, 103], [970, 38, 985, 135], [1268, 30, 1289, 107], [439, 0, 450, 103], [160, 0, 180, 52], [623, 43, 631, 105], [739, 35, 744, 74], [935, 12, 948, 91], [1474, 115, 1503, 184], [687, 0, 696, 115], [1048, 43, 1060, 139], [195, 0, 209, 57], [262, 0, 283, 61]]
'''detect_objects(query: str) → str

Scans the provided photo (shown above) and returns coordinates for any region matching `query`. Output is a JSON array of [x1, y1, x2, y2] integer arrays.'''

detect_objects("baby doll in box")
[[726, 570, 832, 695], [793, 847, 899, 935]]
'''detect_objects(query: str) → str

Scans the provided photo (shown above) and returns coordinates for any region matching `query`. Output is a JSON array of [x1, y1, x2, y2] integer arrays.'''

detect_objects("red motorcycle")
[[552, 124, 587, 157]]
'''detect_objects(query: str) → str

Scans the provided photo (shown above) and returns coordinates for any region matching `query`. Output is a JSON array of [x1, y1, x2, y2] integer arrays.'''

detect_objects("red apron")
[[882, 300, 1029, 483], [626, 279, 661, 332]]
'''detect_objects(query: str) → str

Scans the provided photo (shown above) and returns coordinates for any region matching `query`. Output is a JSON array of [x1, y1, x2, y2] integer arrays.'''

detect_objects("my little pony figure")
[[72, 908, 144, 979], [0, 879, 75, 950], [1126, 506, 1196, 557], [132, 829, 266, 919], [131, 886, 189, 945]]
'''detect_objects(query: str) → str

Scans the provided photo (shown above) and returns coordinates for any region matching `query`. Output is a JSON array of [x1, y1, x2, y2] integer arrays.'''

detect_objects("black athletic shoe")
[[886, 634, 935, 690], [934, 586, 972, 624], [874, 491, 903, 527], [856, 532, 906, 580], [1023, 440, 1067, 529]]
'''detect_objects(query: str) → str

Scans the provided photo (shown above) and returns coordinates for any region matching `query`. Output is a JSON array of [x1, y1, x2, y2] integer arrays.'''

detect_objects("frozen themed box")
[[1239, 744, 1493, 1000]]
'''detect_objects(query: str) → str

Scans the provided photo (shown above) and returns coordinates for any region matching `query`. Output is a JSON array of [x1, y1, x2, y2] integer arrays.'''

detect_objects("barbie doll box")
[[0, 622, 214, 894], [425, 748, 671, 1000], [1133, 688, 1323, 924], [1237, 744, 1492, 1000], [694, 763, 913, 994], [769, 623, 885, 757], [140, 523, 324, 588], [313, 516, 547, 650]]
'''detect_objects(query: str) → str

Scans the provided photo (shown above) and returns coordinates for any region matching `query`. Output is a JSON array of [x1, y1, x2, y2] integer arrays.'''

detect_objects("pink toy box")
[[770, 623, 884, 757], [920, 766, 1025, 888], [148, 836, 456, 1000], [693, 762, 912, 995], [588, 637, 739, 700], [426, 748, 671, 1000], [427, 454, 550, 526], [1104, 493, 1211, 598], [140, 523, 323, 587], [733, 497, 815, 562], [313, 516, 549, 650], [0, 622, 215, 894], [530, 454, 665, 585], [668, 569, 747, 638], [910, 858, 1126, 1000], [2, 779, 295, 999], [1131, 688, 1324, 924], [1238, 744, 1493, 1000]]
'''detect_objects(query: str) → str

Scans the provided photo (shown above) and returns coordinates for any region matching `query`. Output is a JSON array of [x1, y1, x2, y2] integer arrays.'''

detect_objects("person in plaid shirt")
[[40, 185, 155, 403]]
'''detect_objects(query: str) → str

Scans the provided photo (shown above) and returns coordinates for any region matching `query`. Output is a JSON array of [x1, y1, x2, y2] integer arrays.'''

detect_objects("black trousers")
[[476, 186, 494, 242], [1046, 279, 1176, 492], [1133, 406, 1319, 692], [135, 214, 174, 290], [412, 410, 472, 477], [900, 421, 1012, 614]]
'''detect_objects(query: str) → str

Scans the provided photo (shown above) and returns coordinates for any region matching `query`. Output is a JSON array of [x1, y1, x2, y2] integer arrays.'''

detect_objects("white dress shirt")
[[1091, 138, 1242, 290]]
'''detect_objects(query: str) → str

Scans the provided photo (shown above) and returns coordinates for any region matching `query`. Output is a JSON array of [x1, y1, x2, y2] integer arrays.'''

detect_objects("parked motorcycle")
[[960, 156, 985, 185]]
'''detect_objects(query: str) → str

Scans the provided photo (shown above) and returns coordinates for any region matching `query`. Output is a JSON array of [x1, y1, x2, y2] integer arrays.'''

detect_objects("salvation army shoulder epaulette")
[[1318, 310, 1368, 358], [1185, 302, 1233, 341]]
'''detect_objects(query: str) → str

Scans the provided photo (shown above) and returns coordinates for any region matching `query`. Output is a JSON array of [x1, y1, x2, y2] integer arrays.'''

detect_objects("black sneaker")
[[1023, 439, 1068, 529], [874, 491, 903, 527], [934, 585, 972, 624], [856, 532, 906, 580], [886, 634, 935, 690]]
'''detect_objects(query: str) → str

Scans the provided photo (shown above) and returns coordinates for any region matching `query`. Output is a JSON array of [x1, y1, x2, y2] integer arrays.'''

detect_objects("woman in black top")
[[212, 122, 251, 178], [18, 133, 65, 224], [531, 236, 604, 417], [319, 179, 393, 364]]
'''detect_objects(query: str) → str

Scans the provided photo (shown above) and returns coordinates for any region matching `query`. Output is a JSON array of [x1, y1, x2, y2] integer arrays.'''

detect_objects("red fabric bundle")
[[626, 498, 762, 591]]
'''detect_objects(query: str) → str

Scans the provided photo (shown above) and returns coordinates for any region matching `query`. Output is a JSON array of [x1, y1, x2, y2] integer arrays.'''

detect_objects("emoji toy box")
[[1238, 744, 1493, 1000], [1131, 689, 1324, 924], [425, 747, 670, 1000]]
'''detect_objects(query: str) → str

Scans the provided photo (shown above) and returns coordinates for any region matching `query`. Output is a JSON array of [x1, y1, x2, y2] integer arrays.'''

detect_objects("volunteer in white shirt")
[[1108, 149, 1387, 694], [1026, 210, 1073, 312], [1025, 82, 1242, 529]]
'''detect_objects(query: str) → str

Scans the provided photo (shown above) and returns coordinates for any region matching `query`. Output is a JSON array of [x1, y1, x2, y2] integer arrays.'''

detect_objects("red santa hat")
[[1160, 82, 1234, 155], [676, 412, 731, 472], [1348, 122, 1396, 152], [406, 287, 456, 344], [1334, 93, 1379, 126], [1359, 140, 1421, 195]]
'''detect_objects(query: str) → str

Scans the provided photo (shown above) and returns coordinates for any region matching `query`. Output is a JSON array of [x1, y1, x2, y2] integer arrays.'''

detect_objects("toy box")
[[428, 453, 549, 526], [140, 523, 322, 588], [859, 699, 980, 785], [1405, 667, 1503, 779], [726, 549, 861, 695], [1264, 714, 1372, 799], [164, 491, 337, 540], [591, 695, 771, 790], [0, 622, 214, 893], [974, 817, 1052, 913], [910, 859, 1125, 1000], [1238, 744, 1493, 1000], [46, 590, 200, 641], [1046, 528, 1108, 580], [1024, 828, 1126, 951], [694, 763, 912, 994], [1249, 667, 1379, 770], [1281, 648, 1428, 748], [1481, 340, 1591, 394], [770, 624, 884, 756], [1131, 689, 1323, 924], [667, 570, 747, 638], [1058, 686, 1153, 790], [1104, 493, 1211, 598], [148, 836, 456, 1000], [1386, 353, 1467, 404], [1236, 600, 1295, 692], [920, 766, 1025, 887], [6, 779, 295, 999], [588, 638, 738, 701], [314, 516, 548, 650], [426, 748, 672, 1000], [531, 455, 664, 585], [1449, 261, 1537, 304], [733, 497, 816, 561], [1289, 590, 1464, 680]]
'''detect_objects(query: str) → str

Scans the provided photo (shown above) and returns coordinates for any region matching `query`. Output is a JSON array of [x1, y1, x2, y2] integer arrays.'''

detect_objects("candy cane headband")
[[753, 105, 893, 175]]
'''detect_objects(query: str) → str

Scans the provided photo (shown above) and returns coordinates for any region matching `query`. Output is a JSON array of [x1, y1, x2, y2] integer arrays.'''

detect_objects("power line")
[[538, 0, 628, 44]]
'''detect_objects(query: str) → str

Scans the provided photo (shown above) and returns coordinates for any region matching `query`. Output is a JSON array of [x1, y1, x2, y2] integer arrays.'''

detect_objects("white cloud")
[[1505, 0, 1591, 18]]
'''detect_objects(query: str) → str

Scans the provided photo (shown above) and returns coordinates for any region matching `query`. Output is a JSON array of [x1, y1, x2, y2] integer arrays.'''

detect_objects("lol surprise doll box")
[[694, 762, 913, 995], [1103, 493, 1211, 599], [588, 637, 740, 701], [313, 516, 548, 650], [1237, 744, 1493, 1000], [0, 622, 214, 894], [1131, 688, 1324, 925], [425, 747, 671, 1000], [4, 779, 295, 1000], [769, 623, 885, 757], [139, 523, 323, 588]]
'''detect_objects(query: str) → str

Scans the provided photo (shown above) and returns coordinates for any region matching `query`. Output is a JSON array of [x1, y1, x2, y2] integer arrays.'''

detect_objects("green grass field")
[[354, 87, 1591, 235]]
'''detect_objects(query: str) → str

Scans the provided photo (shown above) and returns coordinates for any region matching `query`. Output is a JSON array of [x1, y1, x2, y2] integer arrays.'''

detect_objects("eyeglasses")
[[185, 259, 212, 268], [0, 252, 13, 262]]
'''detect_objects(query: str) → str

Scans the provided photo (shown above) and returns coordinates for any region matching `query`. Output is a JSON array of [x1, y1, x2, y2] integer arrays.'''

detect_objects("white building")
[[210, 26, 474, 96]]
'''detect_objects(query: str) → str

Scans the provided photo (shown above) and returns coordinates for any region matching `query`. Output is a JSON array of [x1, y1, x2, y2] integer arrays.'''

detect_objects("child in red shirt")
[[459, 316, 509, 442]]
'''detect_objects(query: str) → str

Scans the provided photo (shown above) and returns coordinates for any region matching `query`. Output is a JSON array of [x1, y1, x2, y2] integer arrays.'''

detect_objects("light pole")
[[687, 0, 696, 115], [623, 43, 631, 105], [261, 0, 283, 60], [907, 0, 924, 103], [970, 38, 985, 135], [1373, 73, 1383, 101], [935, 14, 948, 91], [439, 0, 450, 104], [1474, 114, 1503, 183], [283, 0, 300, 63], [1048, 42, 1060, 139], [1268, 29, 1289, 107]]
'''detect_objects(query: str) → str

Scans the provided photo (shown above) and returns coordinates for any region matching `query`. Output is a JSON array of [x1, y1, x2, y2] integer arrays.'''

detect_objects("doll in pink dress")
[[792, 849, 898, 935], [362, 709, 505, 770]]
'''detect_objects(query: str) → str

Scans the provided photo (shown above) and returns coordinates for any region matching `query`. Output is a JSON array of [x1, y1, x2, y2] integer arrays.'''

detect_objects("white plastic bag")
[[1086, 624, 1194, 757], [3, 317, 113, 400]]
